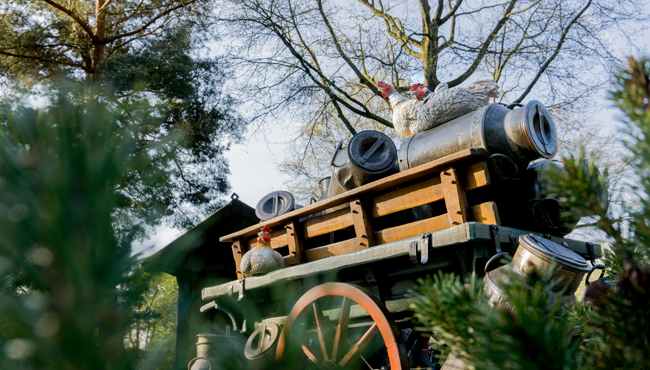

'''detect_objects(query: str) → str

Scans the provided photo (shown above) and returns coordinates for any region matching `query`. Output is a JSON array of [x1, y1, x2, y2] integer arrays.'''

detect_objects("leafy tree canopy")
[[1, 0, 246, 231]]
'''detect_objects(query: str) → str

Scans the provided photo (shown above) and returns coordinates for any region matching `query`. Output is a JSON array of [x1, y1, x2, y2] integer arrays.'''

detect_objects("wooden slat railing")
[[224, 148, 502, 278]]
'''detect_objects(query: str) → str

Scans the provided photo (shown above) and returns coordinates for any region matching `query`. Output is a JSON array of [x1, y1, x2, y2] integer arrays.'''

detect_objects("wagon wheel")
[[276, 282, 409, 370]]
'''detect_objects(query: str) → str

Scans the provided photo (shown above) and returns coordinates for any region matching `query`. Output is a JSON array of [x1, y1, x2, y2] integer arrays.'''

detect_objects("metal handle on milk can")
[[585, 263, 606, 286], [484, 252, 510, 274], [188, 357, 212, 370]]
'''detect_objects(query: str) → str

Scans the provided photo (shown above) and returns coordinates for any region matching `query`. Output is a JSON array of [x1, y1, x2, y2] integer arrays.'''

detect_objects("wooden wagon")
[[199, 148, 601, 369]]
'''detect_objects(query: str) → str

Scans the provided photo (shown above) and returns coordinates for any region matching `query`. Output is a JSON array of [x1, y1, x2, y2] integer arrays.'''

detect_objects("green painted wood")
[[202, 222, 600, 300], [468, 223, 602, 258]]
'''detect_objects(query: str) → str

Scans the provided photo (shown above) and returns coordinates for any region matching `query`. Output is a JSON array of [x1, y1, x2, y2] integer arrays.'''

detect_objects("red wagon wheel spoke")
[[313, 301, 330, 360], [276, 282, 408, 370], [331, 297, 351, 361], [339, 323, 378, 367], [302, 343, 320, 364]]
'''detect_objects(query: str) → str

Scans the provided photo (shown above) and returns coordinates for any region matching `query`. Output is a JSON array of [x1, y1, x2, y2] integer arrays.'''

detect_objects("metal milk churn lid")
[[347, 130, 397, 174], [328, 131, 397, 197], [255, 191, 300, 221], [484, 234, 591, 304]]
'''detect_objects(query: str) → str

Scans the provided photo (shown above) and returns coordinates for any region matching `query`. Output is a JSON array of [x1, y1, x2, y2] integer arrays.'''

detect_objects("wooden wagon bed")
[[205, 222, 600, 303], [220, 148, 502, 278], [200, 147, 602, 370]]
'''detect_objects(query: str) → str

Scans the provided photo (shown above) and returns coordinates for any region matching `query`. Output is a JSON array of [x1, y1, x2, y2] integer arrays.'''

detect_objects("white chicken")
[[377, 81, 422, 139], [466, 79, 500, 106], [240, 226, 284, 277], [411, 80, 500, 133]]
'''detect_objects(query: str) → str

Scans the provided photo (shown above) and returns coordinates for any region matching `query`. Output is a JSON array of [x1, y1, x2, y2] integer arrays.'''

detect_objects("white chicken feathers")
[[378, 81, 421, 139], [466, 79, 500, 106], [379, 79, 500, 139], [414, 80, 500, 133]]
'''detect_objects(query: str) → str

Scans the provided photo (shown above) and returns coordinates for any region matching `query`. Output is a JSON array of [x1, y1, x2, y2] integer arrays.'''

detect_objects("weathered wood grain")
[[232, 238, 247, 279], [302, 207, 353, 239], [441, 166, 469, 226], [350, 199, 374, 249], [219, 149, 486, 242], [204, 223, 599, 300], [374, 214, 451, 245], [304, 238, 360, 262], [371, 177, 443, 218], [469, 201, 501, 225], [247, 229, 288, 250], [464, 161, 490, 190], [285, 220, 303, 265]]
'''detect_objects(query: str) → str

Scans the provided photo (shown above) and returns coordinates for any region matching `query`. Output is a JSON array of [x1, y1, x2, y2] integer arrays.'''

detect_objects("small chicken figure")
[[240, 225, 284, 277], [411, 80, 500, 132], [377, 81, 422, 139]]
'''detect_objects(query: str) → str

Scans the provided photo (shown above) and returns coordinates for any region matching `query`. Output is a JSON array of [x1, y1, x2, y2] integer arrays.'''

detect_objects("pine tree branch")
[[105, 0, 199, 43], [0, 50, 89, 71], [40, 0, 96, 41]]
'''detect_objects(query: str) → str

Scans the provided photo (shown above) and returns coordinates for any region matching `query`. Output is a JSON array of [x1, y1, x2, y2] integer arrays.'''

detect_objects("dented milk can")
[[484, 234, 592, 304], [493, 160, 609, 236], [398, 101, 558, 179], [188, 333, 244, 370], [327, 130, 397, 197]]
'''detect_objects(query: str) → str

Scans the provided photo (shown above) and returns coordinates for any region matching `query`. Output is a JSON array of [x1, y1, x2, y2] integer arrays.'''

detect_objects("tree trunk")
[[422, 22, 440, 89], [91, 0, 106, 76]]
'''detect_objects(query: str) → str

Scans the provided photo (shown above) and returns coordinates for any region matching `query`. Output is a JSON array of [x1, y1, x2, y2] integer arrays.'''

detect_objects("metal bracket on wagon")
[[409, 233, 431, 265], [237, 278, 245, 301], [490, 225, 502, 253]]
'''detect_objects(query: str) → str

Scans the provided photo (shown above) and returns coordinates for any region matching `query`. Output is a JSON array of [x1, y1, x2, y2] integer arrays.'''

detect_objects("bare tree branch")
[[514, 0, 593, 103], [447, 0, 518, 87]]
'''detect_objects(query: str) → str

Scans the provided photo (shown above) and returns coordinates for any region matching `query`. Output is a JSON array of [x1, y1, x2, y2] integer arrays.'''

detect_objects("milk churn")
[[398, 101, 557, 178], [255, 191, 303, 221], [188, 332, 244, 370], [484, 234, 592, 304], [318, 177, 331, 201], [327, 131, 397, 198], [493, 160, 608, 236]]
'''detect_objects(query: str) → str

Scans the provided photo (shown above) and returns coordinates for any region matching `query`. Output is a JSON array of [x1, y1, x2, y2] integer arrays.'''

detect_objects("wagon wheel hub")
[[319, 359, 341, 370]]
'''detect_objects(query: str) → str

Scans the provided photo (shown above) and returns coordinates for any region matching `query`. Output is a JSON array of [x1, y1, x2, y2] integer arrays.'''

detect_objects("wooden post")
[[350, 199, 374, 249], [174, 271, 192, 370], [441, 166, 469, 226], [285, 220, 304, 266], [232, 237, 247, 279]]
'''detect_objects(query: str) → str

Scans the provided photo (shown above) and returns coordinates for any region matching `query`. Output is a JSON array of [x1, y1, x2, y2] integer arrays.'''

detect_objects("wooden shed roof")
[[146, 197, 259, 275]]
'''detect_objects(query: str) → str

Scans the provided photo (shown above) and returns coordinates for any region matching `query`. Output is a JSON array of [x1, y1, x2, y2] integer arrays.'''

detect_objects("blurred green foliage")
[[0, 84, 158, 370], [102, 29, 246, 231], [411, 57, 650, 370], [125, 272, 178, 370], [411, 269, 581, 370], [1, 0, 246, 231]]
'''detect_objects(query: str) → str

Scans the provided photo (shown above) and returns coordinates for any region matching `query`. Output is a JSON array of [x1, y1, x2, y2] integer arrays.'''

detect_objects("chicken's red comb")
[[410, 83, 423, 91], [261, 225, 271, 233], [377, 81, 386, 88]]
